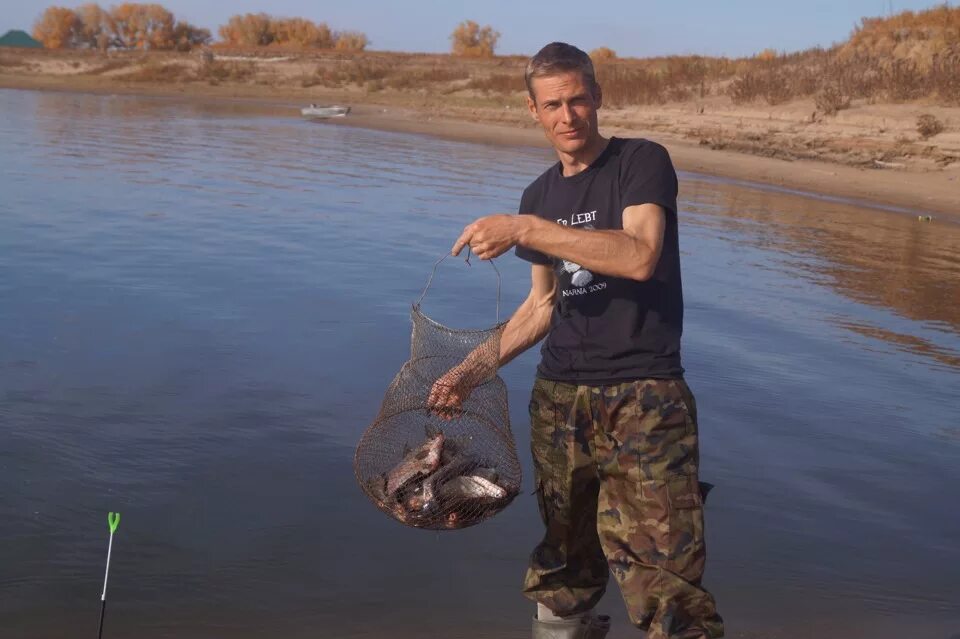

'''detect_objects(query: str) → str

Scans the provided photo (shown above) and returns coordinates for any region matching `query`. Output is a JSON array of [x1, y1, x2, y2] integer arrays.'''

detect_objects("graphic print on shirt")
[[555, 210, 607, 298]]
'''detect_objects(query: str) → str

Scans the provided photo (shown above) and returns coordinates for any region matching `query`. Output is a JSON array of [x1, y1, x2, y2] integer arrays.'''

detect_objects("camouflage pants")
[[522, 378, 724, 639]]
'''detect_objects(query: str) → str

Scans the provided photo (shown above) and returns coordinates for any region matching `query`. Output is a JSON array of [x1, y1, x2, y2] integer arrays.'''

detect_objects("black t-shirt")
[[515, 137, 683, 383]]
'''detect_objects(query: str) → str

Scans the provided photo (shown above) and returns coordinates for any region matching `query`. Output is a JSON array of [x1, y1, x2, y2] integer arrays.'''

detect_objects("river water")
[[1, 89, 958, 639]]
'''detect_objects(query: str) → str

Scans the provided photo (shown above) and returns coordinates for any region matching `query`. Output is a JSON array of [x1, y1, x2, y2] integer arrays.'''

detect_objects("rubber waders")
[[531, 613, 611, 639]]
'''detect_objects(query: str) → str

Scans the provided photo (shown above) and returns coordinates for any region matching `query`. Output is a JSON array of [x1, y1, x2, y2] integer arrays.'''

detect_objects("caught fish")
[[438, 434, 473, 465], [420, 455, 481, 508], [438, 474, 508, 503], [471, 466, 499, 484], [385, 432, 444, 496]]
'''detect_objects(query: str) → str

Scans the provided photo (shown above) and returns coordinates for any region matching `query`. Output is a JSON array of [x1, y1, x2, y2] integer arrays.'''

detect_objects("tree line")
[[33, 4, 211, 51], [32, 4, 505, 56], [31, 4, 372, 51]]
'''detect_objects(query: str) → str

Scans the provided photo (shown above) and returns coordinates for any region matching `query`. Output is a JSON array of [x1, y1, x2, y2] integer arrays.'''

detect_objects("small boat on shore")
[[301, 104, 351, 119]]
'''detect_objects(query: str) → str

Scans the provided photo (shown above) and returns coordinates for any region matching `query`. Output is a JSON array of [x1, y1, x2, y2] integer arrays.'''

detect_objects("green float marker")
[[97, 512, 121, 639]]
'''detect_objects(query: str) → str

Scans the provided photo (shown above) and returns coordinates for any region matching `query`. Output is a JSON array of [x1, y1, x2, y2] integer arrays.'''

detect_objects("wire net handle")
[[416, 249, 501, 323]]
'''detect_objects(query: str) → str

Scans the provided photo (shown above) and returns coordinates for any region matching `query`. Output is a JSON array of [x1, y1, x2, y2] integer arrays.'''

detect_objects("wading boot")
[[531, 614, 588, 639], [531, 612, 611, 639]]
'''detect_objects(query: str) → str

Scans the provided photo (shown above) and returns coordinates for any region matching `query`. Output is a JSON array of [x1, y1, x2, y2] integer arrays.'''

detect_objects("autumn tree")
[[334, 31, 368, 51], [75, 3, 116, 49], [756, 48, 779, 62], [172, 22, 211, 51], [110, 3, 175, 49], [33, 6, 82, 49], [218, 13, 365, 49], [590, 47, 616, 63], [272, 17, 332, 48], [450, 20, 499, 57], [219, 13, 274, 46]]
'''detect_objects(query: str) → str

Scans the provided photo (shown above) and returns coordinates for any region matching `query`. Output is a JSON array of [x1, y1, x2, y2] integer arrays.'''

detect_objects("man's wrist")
[[517, 215, 539, 248]]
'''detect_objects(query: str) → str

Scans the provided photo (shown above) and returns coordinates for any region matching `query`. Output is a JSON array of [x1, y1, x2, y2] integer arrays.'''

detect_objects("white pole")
[[98, 512, 120, 639], [100, 531, 115, 601]]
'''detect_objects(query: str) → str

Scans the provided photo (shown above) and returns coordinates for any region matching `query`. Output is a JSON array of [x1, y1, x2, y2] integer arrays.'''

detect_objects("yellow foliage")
[[75, 3, 115, 49], [335, 31, 368, 51], [450, 20, 499, 57], [33, 6, 82, 49], [218, 13, 365, 49], [272, 17, 333, 48], [110, 3, 175, 50], [843, 4, 960, 64], [219, 13, 274, 47], [590, 47, 617, 63]]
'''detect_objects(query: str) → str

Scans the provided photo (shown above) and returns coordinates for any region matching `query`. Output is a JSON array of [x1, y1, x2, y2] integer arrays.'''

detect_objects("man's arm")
[[427, 263, 555, 415], [453, 203, 666, 282], [498, 262, 556, 366]]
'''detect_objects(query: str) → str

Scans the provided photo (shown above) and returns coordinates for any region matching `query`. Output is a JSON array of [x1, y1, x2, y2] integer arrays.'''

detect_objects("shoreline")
[[3, 73, 957, 219], [330, 105, 960, 221]]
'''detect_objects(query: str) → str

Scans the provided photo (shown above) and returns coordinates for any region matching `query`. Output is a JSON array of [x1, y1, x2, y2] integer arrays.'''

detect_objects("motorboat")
[[301, 104, 351, 118]]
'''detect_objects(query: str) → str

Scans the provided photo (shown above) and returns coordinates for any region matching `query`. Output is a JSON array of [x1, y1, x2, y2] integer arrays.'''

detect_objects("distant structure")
[[0, 30, 43, 48]]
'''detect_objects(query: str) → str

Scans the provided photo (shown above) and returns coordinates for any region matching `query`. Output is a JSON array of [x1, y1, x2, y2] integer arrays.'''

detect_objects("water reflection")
[[682, 176, 960, 368]]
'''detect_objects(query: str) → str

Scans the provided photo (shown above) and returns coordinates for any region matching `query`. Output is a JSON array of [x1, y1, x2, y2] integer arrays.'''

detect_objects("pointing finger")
[[452, 227, 472, 256]]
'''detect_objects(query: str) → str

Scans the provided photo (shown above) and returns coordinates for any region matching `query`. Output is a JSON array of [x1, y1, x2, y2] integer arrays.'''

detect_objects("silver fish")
[[422, 455, 480, 506], [471, 466, 499, 484], [385, 432, 444, 496], [438, 474, 508, 503]]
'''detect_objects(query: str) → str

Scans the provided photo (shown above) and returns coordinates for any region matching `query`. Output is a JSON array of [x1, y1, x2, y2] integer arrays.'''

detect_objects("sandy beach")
[[1, 48, 957, 219]]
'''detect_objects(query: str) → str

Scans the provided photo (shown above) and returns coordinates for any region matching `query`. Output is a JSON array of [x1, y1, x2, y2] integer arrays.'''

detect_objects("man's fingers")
[[430, 384, 450, 409], [452, 226, 473, 256], [428, 379, 458, 416], [476, 245, 503, 260]]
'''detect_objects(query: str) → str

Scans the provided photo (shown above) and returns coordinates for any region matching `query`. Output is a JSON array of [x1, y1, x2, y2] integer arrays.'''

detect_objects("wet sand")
[[330, 103, 960, 221]]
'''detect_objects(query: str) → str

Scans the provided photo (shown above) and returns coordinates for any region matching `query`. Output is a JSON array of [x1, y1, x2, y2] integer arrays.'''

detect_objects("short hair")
[[524, 42, 598, 100]]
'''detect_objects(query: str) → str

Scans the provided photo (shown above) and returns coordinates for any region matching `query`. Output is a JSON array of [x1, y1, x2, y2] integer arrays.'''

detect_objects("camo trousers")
[[522, 378, 724, 639]]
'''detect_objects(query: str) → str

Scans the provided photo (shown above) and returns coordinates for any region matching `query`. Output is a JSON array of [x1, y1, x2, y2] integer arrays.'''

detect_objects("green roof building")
[[0, 30, 43, 48]]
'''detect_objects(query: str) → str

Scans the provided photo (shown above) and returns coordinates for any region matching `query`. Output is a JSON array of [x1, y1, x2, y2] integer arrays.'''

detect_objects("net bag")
[[354, 256, 521, 530]]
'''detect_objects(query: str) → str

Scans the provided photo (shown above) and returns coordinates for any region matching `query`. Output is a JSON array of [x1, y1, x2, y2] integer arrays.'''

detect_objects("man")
[[428, 42, 723, 639]]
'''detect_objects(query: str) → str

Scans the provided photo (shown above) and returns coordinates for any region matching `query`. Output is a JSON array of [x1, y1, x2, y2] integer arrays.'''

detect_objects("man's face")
[[526, 70, 602, 155]]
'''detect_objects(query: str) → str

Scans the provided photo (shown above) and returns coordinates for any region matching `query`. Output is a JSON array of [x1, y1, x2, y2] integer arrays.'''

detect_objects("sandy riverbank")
[[1, 49, 957, 218]]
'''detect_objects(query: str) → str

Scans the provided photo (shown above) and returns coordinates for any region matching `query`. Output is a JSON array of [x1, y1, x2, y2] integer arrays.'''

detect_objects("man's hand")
[[427, 364, 474, 420], [452, 215, 532, 260]]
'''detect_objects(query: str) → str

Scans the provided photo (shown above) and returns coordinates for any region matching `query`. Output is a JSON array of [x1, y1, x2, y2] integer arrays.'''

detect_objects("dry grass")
[[467, 72, 524, 94], [590, 56, 739, 106], [120, 60, 193, 82], [722, 6, 960, 109], [199, 60, 257, 84], [724, 48, 959, 108], [385, 66, 469, 90], [308, 59, 390, 88], [917, 113, 945, 138], [84, 58, 133, 75], [301, 57, 475, 91], [114, 58, 256, 84], [0, 54, 24, 68], [815, 84, 852, 116]]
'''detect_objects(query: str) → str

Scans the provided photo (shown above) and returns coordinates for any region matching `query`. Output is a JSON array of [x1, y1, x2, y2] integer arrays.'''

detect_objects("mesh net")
[[354, 258, 521, 530]]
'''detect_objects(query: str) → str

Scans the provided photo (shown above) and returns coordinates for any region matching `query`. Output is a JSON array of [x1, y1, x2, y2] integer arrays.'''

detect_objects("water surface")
[[1, 89, 958, 639]]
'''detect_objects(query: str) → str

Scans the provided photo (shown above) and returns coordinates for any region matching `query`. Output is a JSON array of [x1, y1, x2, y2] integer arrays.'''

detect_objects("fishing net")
[[354, 256, 521, 530]]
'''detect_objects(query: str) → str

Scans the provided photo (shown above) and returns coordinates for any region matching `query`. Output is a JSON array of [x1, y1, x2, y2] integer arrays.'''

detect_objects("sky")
[[0, 0, 953, 58]]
